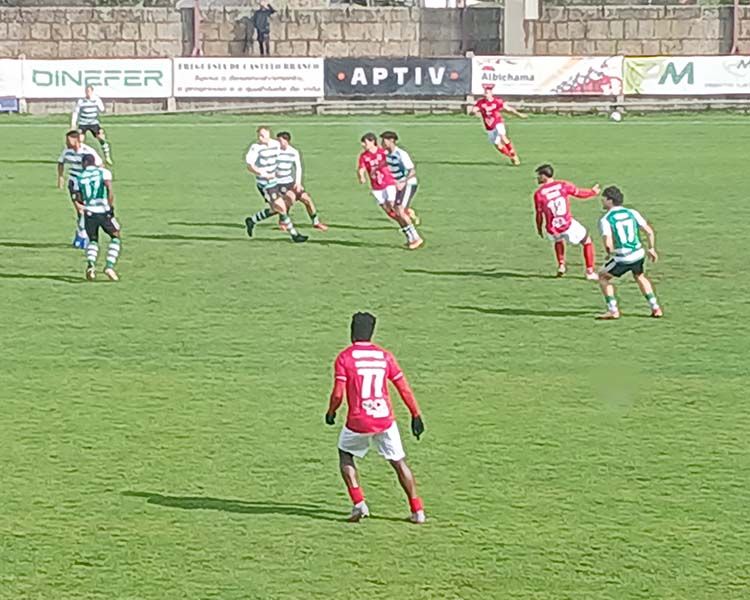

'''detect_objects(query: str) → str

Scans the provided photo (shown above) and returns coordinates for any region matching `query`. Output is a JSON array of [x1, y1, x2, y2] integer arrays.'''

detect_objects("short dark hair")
[[81, 154, 97, 168], [380, 130, 398, 141], [535, 164, 554, 178], [360, 132, 377, 143], [351, 312, 376, 342], [277, 131, 291, 142], [66, 129, 81, 138], [603, 185, 624, 205]]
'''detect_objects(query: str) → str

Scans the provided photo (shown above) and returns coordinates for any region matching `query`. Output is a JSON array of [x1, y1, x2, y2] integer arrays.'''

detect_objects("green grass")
[[0, 112, 748, 600]]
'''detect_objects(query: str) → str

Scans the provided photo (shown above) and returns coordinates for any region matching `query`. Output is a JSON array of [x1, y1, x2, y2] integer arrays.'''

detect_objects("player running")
[[71, 86, 113, 165], [244, 126, 308, 243], [57, 129, 103, 249], [357, 133, 423, 250], [326, 312, 426, 524], [472, 85, 526, 166], [275, 131, 328, 231], [381, 130, 422, 227], [533, 164, 600, 280], [596, 186, 663, 320], [73, 154, 122, 281]]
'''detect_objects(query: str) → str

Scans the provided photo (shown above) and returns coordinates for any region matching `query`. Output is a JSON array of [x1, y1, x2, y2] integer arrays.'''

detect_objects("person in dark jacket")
[[251, 1, 275, 56]]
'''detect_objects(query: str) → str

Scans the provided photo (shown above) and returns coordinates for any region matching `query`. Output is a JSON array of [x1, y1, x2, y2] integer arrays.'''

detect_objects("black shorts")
[[80, 124, 102, 137], [84, 210, 120, 242], [67, 179, 80, 201], [257, 184, 282, 203], [277, 183, 305, 201], [603, 258, 644, 278], [396, 182, 418, 207]]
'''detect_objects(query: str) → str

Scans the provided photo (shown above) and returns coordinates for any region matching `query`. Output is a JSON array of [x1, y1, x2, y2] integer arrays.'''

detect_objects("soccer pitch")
[[1, 113, 748, 599]]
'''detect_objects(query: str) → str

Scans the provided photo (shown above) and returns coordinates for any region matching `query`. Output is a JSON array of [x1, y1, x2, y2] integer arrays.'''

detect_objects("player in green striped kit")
[[71, 86, 113, 165], [596, 186, 662, 319], [73, 154, 122, 281]]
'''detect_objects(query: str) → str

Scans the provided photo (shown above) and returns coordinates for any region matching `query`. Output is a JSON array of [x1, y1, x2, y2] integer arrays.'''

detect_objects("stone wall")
[[0, 7, 185, 58], [534, 4, 750, 56]]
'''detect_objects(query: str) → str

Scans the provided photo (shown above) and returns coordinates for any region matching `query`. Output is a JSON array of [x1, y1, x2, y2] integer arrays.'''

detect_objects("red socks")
[[496, 144, 511, 157], [348, 486, 364, 505], [409, 497, 424, 513], [503, 141, 516, 158], [554, 241, 566, 265], [583, 242, 595, 271]]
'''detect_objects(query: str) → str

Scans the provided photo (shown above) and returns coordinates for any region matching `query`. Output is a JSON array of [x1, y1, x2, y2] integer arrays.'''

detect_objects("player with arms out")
[[534, 164, 600, 280], [596, 186, 663, 320], [326, 312, 426, 524], [472, 85, 526, 166], [57, 129, 103, 249], [381, 130, 422, 227], [71, 86, 113, 165], [275, 131, 328, 231], [244, 126, 308, 243], [73, 154, 122, 281], [358, 133, 423, 250]]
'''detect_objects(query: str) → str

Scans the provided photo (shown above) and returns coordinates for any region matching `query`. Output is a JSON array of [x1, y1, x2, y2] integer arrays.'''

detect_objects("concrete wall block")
[[121, 22, 141, 41], [567, 20, 585, 40], [571, 40, 593, 55], [672, 19, 695, 40], [605, 7, 661, 20], [740, 20, 750, 40], [566, 7, 601, 22], [0, 23, 6, 40], [156, 22, 182, 41], [640, 40, 659, 55], [31, 23, 51, 41], [616, 40, 643, 55], [664, 6, 700, 20], [202, 40, 230, 56], [540, 22, 555, 40], [146, 8, 170, 23], [286, 21, 319, 41], [659, 39, 683, 54], [609, 20, 624, 39], [139, 22, 157, 41], [624, 19, 638, 40], [274, 40, 295, 56], [28, 42, 60, 59], [6, 22, 24, 40], [700, 18, 720, 40], [0, 9, 21, 23], [0, 41, 23, 58], [319, 22, 342, 41], [540, 6, 564, 23], [638, 19, 656, 39], [347, 9, 380, 23], [548, 40, 572, 55], [307, 40, 325, 56], [343, 21, 383, 42], [322, 40, 350, 57], [653, 19, 673, 40], [594, 40, 617, 54], [65, 9, 94, 24], [217, 21, 237, 41], [50, 23, 72, 41], [199, 22, 220, 42], [586, 21, 609, 40], [290, 40, 308, 55], [534, 41, 549, 55], [227, 41, 246, 56], [380, 40, 409, 56], [109, 41, 137, 57], [150, 40, 181, 57], [134, 41, 155, 57]]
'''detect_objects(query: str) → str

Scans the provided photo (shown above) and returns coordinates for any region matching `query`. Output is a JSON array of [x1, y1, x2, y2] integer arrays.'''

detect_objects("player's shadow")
[[123, 491, 406, 523], [0, 272, 85, 284], [328, 223, 395, 232], [135, 233, 395, 250], [0, 241, 69, 249], [452, 305, 592, 318], [421, 159, 499, 167], [133, 233, 243, 243], [0, 159, 57, 165], [168, 221, 243, 229], [406, 267, 555, 280]]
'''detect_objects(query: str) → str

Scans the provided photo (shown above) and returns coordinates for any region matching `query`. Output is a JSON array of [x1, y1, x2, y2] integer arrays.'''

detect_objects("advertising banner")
[[325, 58, 471, 97], [21, 59, 172, 99], [173, 58, 324, 98], [0, 59, 23, 98], [624, 56, 750, 95], [472, 56, 623, 96]]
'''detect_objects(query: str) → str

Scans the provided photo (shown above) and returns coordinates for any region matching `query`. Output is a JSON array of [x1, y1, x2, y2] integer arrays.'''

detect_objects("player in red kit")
[[326, 312, 426, 524], [534, 164, 600, 280], [472, 85, 527, 166], [357, 133, 423, 250]]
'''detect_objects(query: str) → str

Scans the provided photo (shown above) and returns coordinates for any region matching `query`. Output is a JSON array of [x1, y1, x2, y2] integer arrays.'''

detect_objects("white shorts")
[[548, 218, 588, 245], [487, 124, 507, 145], [371, 186, 397, 206], [338, 422, 405, 462]]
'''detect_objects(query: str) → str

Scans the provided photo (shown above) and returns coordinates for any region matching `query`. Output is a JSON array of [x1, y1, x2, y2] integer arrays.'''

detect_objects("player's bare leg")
[[278, 192, 295, 231], [339, 450, 369, 522], [271, 197, 308, 243], [95, 129, 113, 165], [380, 202, 399, 222], [299, 192, 328, 231], [596, 273, 620, 319], [634, 272, 662, 317], [500, 134, 520, 166], [388, 459, 426, 524], [395, 205, 423, 250]]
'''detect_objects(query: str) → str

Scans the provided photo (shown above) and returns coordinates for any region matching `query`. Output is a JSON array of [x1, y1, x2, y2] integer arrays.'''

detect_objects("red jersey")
[[333, 342, 406, 434], [475, 96, 505, 131], [534, 180, 598, 235], [358, 148, 396, 191]]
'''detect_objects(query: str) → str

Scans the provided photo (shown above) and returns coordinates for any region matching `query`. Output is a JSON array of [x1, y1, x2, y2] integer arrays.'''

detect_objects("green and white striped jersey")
[[58, 144, 103, 183], [74, 166, 113, 213], [73, 96, 105, 127], [275, 144, 302, 186], [245, 139, 280, 189], [599, 206, 648, 263]]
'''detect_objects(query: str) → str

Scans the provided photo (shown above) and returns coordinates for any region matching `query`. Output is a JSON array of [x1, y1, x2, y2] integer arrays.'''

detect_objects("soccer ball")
[[609, 110, 623, 123]]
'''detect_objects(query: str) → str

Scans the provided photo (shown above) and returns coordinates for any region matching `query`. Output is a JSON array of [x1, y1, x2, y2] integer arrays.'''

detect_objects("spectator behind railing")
[[251, 0, 276, 56]]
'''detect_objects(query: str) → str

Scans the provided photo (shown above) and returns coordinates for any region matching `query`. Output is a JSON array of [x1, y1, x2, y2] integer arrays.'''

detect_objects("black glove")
[[411, 416, 425, 440], [325, 412, 336, 426]]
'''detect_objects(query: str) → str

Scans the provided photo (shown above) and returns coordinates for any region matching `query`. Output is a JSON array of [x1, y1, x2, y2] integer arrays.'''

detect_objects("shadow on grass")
[[452, 305, 592, 318], [406, 268, 555, 281], [0, 272, 84, 284], [0, 159, 57, 165], [134, 233, 395, 249], [420, 159, 500, 167], [327, 223, 395, 232], [0, 241, 69, 249], [123, 491, 406, 523], [168, 221, 243, 229]]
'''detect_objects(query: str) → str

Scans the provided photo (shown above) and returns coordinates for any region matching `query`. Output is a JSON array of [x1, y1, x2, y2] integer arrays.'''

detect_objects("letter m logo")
[[659, 62, 694, 86]]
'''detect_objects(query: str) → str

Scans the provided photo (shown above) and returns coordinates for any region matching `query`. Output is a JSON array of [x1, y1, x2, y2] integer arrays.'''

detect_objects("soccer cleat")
[[651, 307, 663, 318], [104, 267, 119, 281], [585, 270, 600, 281], [244, 217, 256, 238], [291, 233, 309, 243], [105, 157, 114, 166], [85, 266, 96, 281], [408, 238, 424, 250], [596, 311, 621, 320], [556, 264, 567, 278], [348, 501, 370, 523], [511, 155, 521, 166], [407, 208, 421, 226], [409, 510, 427, 524], [313, 222, 329, 231]]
